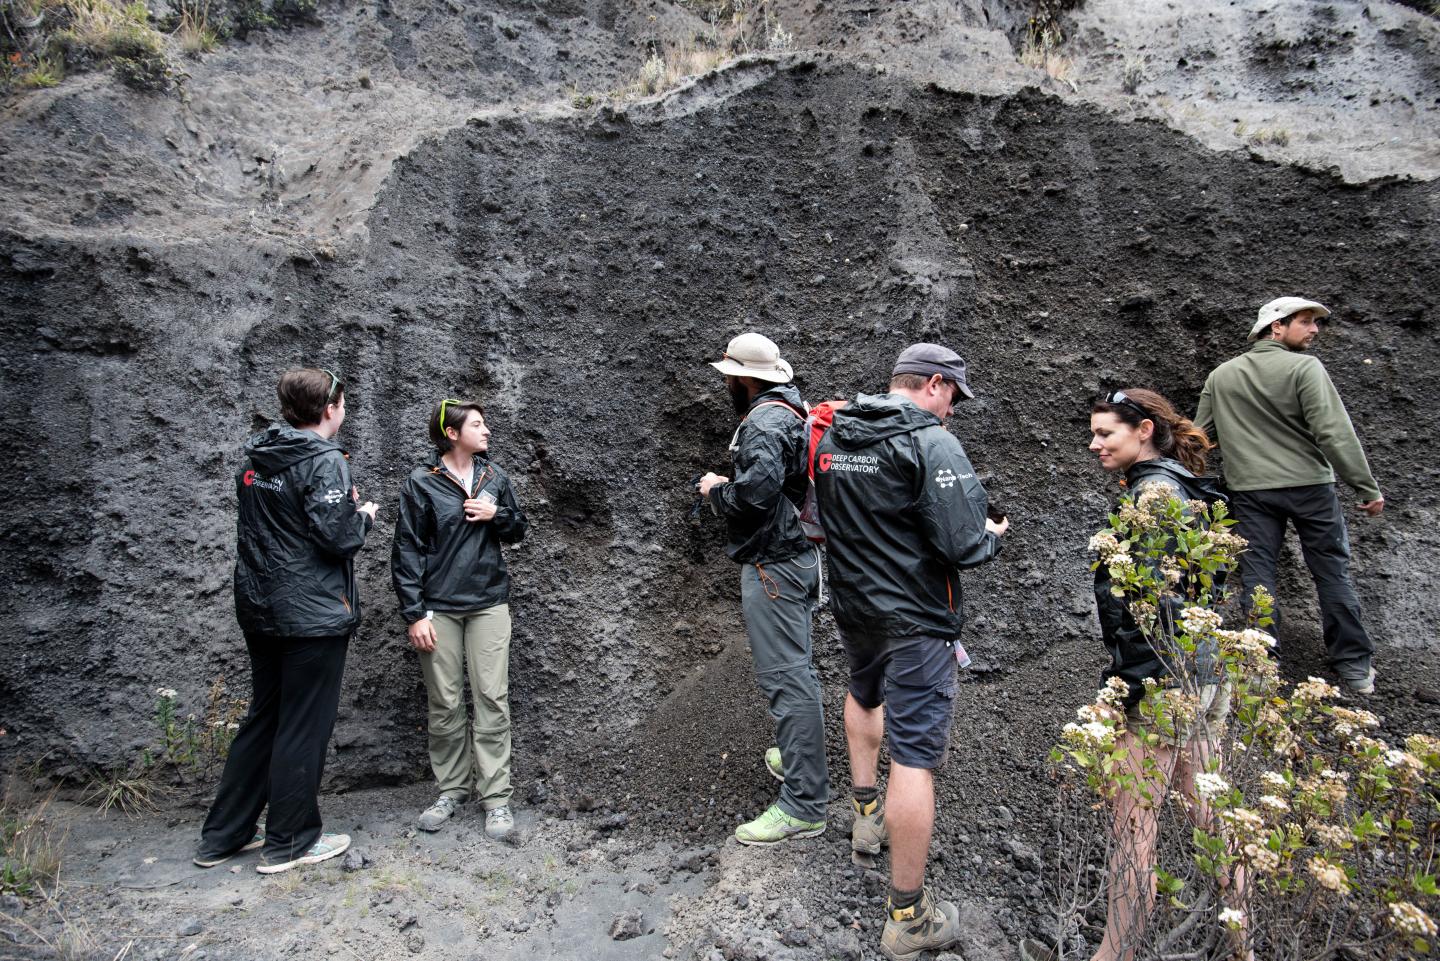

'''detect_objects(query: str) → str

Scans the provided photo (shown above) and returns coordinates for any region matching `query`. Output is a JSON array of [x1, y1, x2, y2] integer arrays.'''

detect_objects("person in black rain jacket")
[[392, 399, 527, 839], [196, 367, 377, 876], [813, 343, 1008, 960]]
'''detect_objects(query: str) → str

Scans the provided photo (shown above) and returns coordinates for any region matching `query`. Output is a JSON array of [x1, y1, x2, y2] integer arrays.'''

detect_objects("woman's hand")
[[359, 501, 379, 522], [986, 515, 1010, 537], [463, 498, 498, 522], [408, 618, 438, 653]]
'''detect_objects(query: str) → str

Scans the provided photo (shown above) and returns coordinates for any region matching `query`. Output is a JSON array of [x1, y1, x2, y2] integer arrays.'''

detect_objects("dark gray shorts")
[[843, 632, 958, 770]]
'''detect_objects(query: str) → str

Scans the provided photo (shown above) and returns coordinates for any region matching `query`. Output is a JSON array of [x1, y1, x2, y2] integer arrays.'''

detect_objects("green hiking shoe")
[[851, 795, 887, 856], [764, 747, 785, 783], [734, 804, 825, 846], [880, 887, 960, 961]]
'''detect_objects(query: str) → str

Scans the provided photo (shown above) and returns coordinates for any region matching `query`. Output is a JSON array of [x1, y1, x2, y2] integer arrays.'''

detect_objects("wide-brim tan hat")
[[709, 332, 794, 384], [1249, 297, 1331, 342]]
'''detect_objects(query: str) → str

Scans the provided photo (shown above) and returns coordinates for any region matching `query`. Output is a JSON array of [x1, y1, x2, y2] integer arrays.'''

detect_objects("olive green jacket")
[[1195, 340, 1380, 501]]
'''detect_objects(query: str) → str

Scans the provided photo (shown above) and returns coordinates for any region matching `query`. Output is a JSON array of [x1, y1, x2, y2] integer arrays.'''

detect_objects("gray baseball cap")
[[892, 343, 975, 399]]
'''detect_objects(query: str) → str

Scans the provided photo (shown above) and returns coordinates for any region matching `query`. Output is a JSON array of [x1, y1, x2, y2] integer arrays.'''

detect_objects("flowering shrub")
[[1041, 482, 1440, 960]]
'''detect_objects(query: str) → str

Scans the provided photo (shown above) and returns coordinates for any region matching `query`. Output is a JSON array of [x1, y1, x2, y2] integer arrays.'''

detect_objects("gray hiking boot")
[[1340, 665, 1377, 695], [416, 796, 459, 832], [851, 795, 887, 856], [880, 887, 960, 961], [484, 804, 515, 841]]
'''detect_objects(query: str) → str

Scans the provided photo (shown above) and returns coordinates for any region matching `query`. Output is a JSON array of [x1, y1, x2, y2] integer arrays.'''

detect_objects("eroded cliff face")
[[1, 2, 1437, 816]]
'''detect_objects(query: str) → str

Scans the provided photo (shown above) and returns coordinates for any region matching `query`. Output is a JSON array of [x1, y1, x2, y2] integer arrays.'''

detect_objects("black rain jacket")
[[1095, 457, 1227, 708], [391, 453, 528, 624], [711, 383, 811, 565], [233, 425, 373, 638], [814, 393, 1002, 641]]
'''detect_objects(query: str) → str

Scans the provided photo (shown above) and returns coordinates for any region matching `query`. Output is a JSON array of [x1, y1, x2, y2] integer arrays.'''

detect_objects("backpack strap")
[[746, 399, 806, 421]]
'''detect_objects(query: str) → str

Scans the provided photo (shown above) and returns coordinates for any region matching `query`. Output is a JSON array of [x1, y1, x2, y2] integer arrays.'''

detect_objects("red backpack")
[[799, 400, 847, 543], [744, 398, 846, 544]]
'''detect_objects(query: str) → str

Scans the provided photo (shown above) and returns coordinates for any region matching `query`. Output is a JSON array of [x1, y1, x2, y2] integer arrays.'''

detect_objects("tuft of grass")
[[1, 785, 64, 898], [1235, 121, 1291, 147], [1019, 20, 1074, 86], [176, 0, 219, 56], [1120, 54, 1145, 95], [83, 770, 154, 818]]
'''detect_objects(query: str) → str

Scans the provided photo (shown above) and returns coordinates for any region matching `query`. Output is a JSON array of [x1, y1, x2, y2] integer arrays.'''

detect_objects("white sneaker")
[[255, 833, 351, 874], [484, 805, 515, 840]]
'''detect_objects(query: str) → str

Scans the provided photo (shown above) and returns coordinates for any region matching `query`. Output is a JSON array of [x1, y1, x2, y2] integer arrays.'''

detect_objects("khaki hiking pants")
[[419, 605, 512, 809]]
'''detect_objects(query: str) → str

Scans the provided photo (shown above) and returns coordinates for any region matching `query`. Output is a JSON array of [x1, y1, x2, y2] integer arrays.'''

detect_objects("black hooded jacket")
[[711, 383, 811, 565], [814, 393, 1002, 641], [233, 425, 374, 638], [1095, 457, 1227, 708], [390, 453, 528, 624]]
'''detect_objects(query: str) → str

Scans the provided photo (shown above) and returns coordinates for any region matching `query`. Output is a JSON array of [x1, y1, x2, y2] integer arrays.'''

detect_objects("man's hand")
[[1358, 497, 1385, 518], [463, 498, 498, 522], [408, 618, 438, 653], [359, 501, 379, 522], [698, 472, 729, 498], [986, 516, 1010, 537]]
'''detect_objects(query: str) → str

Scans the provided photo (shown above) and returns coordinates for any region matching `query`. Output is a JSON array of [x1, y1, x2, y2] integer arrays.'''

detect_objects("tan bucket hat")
[[1249, 297, 1331, 342], [709, 332, 794, 384]]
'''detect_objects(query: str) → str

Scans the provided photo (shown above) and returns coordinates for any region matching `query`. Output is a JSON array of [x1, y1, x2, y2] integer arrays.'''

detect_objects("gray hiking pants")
[[740, 548, 830, 822]]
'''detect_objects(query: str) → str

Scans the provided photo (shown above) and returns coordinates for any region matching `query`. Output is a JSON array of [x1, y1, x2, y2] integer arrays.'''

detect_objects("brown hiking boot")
[[851, 795, 887, 856], [880, 887, 960, 961]]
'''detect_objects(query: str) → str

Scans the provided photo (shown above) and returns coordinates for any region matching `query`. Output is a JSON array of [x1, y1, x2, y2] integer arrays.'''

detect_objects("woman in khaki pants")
[[391, 399, 528, 838]]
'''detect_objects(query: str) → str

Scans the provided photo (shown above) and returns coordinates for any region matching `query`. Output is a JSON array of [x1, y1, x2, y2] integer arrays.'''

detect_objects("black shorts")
[[844, 632, 959, 770]]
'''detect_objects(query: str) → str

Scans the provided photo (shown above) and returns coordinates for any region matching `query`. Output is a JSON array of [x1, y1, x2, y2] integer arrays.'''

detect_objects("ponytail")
[[1093, 387, 1212, 475]]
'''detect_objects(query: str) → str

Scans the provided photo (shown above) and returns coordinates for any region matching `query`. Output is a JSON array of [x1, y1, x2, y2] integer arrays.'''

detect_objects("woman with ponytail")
[[1028, 388, 1245, 961], [391, 400, 528, 840]]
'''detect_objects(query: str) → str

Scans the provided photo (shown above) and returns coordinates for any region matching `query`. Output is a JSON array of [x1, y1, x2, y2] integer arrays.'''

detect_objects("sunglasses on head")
[[439, 398, 463, 430], [1104, 389, 1151, 420], [319, 367, 340, 403]]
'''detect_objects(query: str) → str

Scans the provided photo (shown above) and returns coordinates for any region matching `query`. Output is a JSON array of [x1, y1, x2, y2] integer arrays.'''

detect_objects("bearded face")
[[727, 376, 753, 416]]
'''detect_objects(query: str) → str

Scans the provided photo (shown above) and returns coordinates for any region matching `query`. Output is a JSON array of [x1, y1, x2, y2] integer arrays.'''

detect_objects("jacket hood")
[[829, 393, 938, 450], [245, 424, 344, 473], [751, 382, 804, 412]]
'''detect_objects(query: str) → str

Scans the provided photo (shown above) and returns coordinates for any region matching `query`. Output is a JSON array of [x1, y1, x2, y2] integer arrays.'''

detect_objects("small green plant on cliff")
[[1040, 484, 1440, 960]]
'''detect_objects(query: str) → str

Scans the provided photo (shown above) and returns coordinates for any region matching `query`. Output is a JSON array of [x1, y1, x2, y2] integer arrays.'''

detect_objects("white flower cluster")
[[1062, 719, 1118, 751], [1179, 606, 1222, 635], [1293, 676, 1340, 703], [1097, 676, 1130, 708], [1307, 856, 1351, 895], [1384, 749, 1425, 776], [1307, 822, 1352, 849], [1258, 794, 1290, 814], [1330, 706, 1381, 740], [1220, 807, 1265, 839], [1218, 908, 1245, 928], [155, 687, 178, 700], [1088, 530, 1122, 559], [1260, 770, 1290, 792], [1135, 482, 1175, 514], [1243, 842, 1280, 874], [1193, 771, 1230, 798], [1389, 901, 1438, 938]]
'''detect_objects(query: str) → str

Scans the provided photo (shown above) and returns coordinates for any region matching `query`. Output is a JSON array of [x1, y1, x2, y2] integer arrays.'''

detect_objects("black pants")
[[1231, 484, 1373, 672], [198, 633, 349, 863]]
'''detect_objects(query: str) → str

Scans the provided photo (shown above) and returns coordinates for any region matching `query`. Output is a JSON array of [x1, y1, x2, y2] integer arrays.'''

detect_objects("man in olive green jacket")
[[1196, 297, 1384, 694]]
